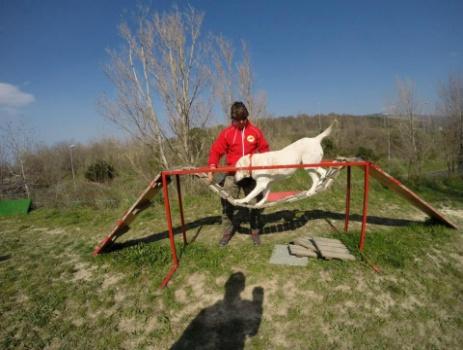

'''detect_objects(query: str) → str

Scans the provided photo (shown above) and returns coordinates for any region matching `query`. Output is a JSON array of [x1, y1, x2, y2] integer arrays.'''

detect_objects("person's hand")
[[207, 165, 216, 184]]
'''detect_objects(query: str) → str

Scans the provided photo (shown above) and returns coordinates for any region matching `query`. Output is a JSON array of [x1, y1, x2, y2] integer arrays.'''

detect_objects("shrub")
[[355, 146, 379, 161], [322, 138, 336, 157], [85, 160, 116, 183]]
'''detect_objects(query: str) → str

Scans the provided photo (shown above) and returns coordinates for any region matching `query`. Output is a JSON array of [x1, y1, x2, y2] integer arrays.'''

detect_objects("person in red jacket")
[[208, 101, 270, 246]]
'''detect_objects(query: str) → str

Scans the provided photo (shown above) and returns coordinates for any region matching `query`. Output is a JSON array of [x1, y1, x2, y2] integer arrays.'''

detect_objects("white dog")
[[234, 121, 336, 206]]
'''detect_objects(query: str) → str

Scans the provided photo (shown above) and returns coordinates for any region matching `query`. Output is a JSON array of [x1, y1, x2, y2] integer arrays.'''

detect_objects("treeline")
[[0, 111, 459, 209]]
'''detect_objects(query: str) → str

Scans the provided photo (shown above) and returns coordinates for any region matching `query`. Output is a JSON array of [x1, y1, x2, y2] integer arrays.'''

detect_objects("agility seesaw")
[[93, 160, 457, 288]]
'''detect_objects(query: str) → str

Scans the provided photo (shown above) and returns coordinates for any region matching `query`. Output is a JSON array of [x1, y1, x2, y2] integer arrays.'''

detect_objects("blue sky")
[[1, 0, 462, 145]]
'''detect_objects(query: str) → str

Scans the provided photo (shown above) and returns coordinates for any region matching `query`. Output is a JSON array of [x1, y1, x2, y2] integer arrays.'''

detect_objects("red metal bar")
[[161, 264, 179, 288], [175, 175, 187, 245], [160, 172, 179, 288], [162, 160, 368, 176], [359, 163, 370, 251], [344, 166, 351, 233]]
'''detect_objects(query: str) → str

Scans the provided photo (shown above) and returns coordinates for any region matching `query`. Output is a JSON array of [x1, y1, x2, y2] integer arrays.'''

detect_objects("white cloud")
[[0, 82, 35, 108]]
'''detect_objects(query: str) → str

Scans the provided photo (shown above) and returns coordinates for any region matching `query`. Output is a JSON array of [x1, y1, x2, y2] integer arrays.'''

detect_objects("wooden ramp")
[[369, 164, 457, 229], [93, 173, 168, 255]]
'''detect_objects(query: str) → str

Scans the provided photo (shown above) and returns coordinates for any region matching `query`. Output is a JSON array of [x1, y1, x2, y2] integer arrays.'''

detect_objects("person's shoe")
[[250, 230, 261, 246], [219, 229, 234, 247]]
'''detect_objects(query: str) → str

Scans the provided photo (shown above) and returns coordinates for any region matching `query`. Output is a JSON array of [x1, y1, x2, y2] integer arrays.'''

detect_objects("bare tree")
[[212, 37, 267, 123], [212, 35, 234, 121], [438, 73, 463, 173], [0, 122, 34, 198], [392, 78, 422, 179], [100, 5, 213, 169], [382, 104, 395, 161]]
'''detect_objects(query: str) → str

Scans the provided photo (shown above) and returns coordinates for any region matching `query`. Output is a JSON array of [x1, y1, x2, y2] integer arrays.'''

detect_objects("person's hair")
[[230, 101, 249, 120]]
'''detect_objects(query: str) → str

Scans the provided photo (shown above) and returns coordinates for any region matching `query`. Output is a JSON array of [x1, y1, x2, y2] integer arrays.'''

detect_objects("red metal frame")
[[344, 166, 351, 232], [159, 160, 371, 288]]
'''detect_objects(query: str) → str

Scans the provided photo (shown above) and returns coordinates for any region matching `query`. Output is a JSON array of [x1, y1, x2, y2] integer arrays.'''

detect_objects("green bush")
[[84, 160, 116, 183], [355, 146, 379, 161], [322, 138, 336, 157]]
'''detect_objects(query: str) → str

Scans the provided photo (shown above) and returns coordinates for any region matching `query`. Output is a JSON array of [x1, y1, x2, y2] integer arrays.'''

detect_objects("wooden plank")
[[288, 244, 318, 258], [306, 236, 342, 244], [93, 173, 166, 255], [370, 164, 458, 229], [320, 251, 356, 261], [312, 241, 349, 251], [315, 246, 350, 255], [311, 237, 355, 261], [310, 241, 346, 249], [306, 236, 339, 241], [292, 237, 318, 252]]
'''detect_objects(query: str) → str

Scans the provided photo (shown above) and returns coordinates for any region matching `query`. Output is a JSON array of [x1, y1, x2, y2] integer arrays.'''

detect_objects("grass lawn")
[[1, 170, 463, 349]]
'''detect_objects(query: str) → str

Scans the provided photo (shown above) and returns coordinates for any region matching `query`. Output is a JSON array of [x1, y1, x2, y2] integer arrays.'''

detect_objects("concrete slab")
[[269, 244, 308, 266]]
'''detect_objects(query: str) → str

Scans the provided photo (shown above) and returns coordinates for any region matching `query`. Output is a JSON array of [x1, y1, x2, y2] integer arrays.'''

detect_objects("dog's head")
[[235, 155, 251, 182]]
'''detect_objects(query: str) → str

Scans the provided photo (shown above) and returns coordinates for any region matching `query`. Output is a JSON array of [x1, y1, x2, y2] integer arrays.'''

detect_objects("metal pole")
[[175, 175, 187, 245], [359, 163, 370, 251], [161, 172, 178, 288], [344, 166, 351, 232]]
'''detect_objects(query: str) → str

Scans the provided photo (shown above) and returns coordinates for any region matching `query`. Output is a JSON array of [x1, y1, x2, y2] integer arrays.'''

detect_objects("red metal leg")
[[344, 166, 351, 233], [160, 173, 179, 288], [175, 175, 187, 245], [359, 163, 370, 251]]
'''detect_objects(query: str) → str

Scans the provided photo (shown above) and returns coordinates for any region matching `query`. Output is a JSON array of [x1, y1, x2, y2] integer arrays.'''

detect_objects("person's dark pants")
[[220, 175, 263, 233]]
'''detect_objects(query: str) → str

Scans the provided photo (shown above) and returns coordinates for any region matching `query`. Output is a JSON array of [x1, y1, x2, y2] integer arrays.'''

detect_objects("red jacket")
[[208, 120, 270, 168]]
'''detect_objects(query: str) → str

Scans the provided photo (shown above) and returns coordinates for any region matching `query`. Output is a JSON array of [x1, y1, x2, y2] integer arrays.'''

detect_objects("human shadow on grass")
[[170, 272, 263, 350], [104, 208, 420, 253]]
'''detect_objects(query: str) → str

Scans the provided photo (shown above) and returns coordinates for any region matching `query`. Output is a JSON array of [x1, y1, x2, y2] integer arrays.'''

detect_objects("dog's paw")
[[305, 189, 316, 196]]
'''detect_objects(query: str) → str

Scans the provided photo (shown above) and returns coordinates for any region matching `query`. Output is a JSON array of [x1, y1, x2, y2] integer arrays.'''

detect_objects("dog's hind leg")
[[315, 167, 327, 179], [306, 170, 322, 195]]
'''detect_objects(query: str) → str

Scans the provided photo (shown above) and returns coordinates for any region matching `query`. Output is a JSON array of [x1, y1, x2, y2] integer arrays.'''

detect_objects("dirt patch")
[[187, 272, 207, 299], [119, 317, 140, 333], [114, 289, 127, 303], [319, 270, 333, 283], [145, 316, 159, 334], [16, 292, 29, 303], [72, 262, 96, 281], [401, 295, 424, 311], [450, 249, 463, 261], [102, 273, 123, 289], [71, 318, 84, 327], [175, 289, 188, 303], [43, 337, 62, 350], [334, 284, 351, 292], [47, 228, 66, 236]]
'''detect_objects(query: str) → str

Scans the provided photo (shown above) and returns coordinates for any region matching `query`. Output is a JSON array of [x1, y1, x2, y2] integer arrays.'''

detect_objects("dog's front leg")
[[254, 189, 270, 208], [234, 178, 270, 204]]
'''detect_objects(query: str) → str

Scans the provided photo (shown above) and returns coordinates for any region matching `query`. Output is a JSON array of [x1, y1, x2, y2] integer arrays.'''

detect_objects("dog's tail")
[[314, 119, 337, 141]]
